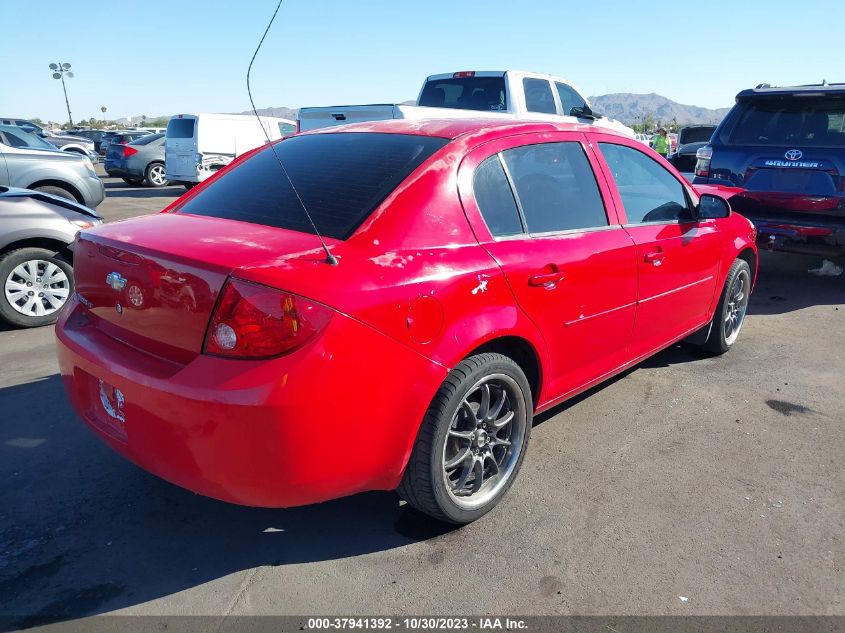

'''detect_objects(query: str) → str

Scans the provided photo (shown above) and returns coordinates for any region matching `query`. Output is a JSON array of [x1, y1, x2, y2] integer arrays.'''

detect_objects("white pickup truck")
[[297, 70, 633, 136]]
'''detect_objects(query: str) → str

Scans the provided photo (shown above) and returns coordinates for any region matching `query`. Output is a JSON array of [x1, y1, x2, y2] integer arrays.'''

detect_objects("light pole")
[[49, 62, 74, 128]]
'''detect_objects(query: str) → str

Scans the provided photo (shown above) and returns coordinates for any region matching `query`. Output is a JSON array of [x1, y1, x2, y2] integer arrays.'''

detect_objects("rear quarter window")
[[473, 156, 523, 237], [176, 132, 448, 240]]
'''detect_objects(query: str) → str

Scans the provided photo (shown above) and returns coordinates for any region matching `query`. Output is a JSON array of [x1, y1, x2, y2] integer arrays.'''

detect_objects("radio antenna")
[[246, 0, 338, 266]]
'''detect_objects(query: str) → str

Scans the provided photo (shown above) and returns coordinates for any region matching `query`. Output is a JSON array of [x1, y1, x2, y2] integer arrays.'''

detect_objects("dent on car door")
[[460, 133, 638, 406], [593, 139, 721, 360]]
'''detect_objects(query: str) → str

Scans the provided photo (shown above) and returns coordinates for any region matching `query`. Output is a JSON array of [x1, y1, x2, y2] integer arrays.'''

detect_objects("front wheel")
[[33, 185, 77, 202], [398, 353, 532, 524], [0, 248, 74, 328], [700, 258, 751, 354]]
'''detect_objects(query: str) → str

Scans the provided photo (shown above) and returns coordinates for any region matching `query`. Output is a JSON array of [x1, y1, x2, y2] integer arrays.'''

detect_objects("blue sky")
[[2, 0, 842, 123]]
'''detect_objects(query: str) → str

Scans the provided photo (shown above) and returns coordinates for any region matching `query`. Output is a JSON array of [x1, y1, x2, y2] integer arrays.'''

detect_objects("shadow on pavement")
[[0, 375, 457, 629], [749, 251, 844, 316], [102, 182, 183, 200]]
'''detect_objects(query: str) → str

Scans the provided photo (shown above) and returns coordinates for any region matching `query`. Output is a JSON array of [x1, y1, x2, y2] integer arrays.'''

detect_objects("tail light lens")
[[122, 145, 138, 157], [295, 120, 301, 134], [695, 145, 712, 178], [204, 279, 332, 359]]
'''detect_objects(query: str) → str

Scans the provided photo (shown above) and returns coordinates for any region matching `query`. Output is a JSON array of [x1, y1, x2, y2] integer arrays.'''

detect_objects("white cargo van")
[[165, 113, 296, 187]]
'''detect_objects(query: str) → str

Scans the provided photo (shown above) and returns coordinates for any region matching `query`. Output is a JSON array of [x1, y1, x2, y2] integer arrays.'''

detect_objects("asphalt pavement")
[[0, 171, 842, 627]]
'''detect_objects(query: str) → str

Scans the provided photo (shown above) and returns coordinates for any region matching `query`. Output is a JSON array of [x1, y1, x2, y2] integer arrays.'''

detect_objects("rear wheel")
[[700, 258, 751, 355], [32, 185, 77, 202], [144, 162, 168, 187], [183, 182, 197, 190], [398, 353, 532, 524], [0, 248, 74, 328]]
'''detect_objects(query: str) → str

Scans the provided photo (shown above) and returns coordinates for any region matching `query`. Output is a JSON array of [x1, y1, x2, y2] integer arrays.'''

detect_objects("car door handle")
[[643, 251, 666, 265], [528, 271, 566, 287]]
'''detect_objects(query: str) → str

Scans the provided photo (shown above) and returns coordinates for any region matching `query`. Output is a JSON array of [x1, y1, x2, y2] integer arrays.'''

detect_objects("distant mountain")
[[238, 106, 298, 120], [114, 93, 728, 129], [588, 93, 731, 126]]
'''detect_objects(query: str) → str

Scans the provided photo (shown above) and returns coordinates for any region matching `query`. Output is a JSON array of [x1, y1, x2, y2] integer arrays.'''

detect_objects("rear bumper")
[[748, 215, 845, 258], [55, 297, 446, 508], [104, 159, 143, 180]]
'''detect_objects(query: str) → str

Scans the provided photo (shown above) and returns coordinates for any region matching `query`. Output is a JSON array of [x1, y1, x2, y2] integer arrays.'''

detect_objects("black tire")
[[122, 178, 143, 185], [144, 162, 169, 188], [700, 258, 752, 355], [32, 185, 77, 202], [183, 182, 197, 190], [0, 247, 74, 328], [398, 353, 533, 524]]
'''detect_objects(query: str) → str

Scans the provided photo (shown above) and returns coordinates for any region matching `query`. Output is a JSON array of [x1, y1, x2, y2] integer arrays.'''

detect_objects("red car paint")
[[56, 119, 757, 508]]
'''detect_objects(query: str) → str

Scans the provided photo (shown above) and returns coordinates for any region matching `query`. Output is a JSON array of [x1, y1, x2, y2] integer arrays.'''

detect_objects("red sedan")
[[56, 119, 757, 524]]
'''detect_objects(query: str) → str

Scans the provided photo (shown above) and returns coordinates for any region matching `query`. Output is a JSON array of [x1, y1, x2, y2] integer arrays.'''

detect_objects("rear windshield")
[[728, 97, 845, 147], [167, 118, 196, 139], [679, 126, 715, 144], [175, 132, 449, 240], [418, 76, 507, 111], [130, 133, 163, 146]]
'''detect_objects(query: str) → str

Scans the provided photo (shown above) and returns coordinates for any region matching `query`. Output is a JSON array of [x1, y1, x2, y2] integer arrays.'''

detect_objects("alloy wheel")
[[4, 260, 70, 317], [441, 374, 527, 510], [148, 164, 167, 186], [723, 269, 749, 345]]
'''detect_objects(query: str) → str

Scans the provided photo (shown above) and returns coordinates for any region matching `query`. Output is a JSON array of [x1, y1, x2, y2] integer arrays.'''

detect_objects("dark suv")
[[693, 83, 845, 257]]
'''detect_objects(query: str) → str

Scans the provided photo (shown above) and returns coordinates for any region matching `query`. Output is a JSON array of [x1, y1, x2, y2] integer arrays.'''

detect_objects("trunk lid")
[[73, 213, 334, 364]]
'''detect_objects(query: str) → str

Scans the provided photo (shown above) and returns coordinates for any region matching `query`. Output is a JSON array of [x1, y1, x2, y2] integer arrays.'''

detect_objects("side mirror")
[[697, 193, 730, 219], [570, 105, 596, 120]]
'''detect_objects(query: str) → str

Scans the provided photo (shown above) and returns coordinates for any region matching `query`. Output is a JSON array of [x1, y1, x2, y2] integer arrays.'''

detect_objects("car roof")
[[737, 83, 845, 99], [302, 118, 629, 143]]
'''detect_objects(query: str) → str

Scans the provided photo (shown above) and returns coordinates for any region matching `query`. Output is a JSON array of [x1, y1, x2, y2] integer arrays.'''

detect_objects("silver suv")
[[0, 125, 105, 208], [0, 187, 102, 328]]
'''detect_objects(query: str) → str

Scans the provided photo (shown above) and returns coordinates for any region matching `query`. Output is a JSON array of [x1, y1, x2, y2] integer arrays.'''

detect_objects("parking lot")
[[0, 169, 843, 627]]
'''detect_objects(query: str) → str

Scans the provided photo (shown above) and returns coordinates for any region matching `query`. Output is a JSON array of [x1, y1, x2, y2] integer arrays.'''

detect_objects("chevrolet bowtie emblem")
[[106, 272, 127, 291]]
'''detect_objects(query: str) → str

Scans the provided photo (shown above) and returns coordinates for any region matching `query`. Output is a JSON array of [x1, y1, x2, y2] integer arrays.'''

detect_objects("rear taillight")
[[204, 279, 332, 359], [453, 71, 476, 78], [295, 120, 301, 134], [123, 145, 138, 157], [695, 145, 713, 178]]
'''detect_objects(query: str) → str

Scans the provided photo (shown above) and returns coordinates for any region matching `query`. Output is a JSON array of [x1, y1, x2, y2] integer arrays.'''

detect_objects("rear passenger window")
[[599, 143, 692, 223], [502, 142, 608, 234], [523, 78, 557, 115], [473, 156, 523, 237]]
